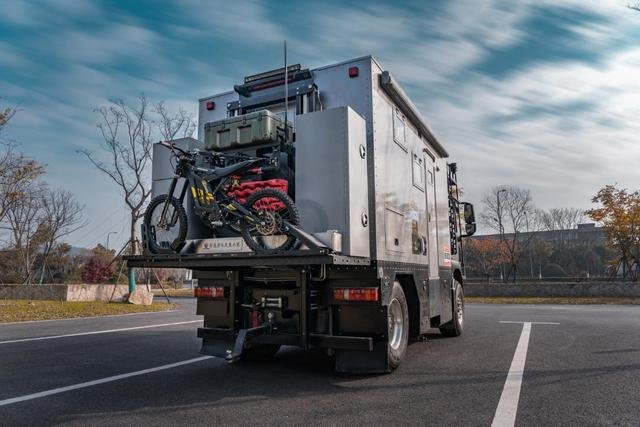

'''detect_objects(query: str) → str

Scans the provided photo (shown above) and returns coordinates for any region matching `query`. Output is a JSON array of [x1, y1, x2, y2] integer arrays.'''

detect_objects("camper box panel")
[[369, 60, 433, 266], [198, 91, 237, 141], [311, 57, 375, 257]]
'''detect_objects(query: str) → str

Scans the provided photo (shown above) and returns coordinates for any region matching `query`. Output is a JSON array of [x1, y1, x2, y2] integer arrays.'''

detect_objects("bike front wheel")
[[144, 195, 188, 254], [240, 189, 300, 252]]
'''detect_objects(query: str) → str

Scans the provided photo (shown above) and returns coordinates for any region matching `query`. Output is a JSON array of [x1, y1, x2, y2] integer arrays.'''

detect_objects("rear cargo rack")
[[124, 249, 370, 270]]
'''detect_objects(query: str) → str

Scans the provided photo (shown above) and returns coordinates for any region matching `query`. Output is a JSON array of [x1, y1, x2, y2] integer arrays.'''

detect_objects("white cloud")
[[424, 46, 640, 213]]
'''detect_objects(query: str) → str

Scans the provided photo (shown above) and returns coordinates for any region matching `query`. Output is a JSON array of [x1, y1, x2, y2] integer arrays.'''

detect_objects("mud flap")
[[334, 341, 390, 374]]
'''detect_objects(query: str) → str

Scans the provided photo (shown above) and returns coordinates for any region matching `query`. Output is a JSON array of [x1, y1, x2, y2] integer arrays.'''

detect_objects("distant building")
[[472, 223, 605, 246]]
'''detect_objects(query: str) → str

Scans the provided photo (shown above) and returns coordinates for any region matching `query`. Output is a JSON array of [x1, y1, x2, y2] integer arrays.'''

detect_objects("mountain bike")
[[143, 142, 300, 254]]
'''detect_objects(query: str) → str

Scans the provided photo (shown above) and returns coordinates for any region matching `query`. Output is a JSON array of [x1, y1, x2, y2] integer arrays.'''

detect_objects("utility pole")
[[497, 189, 507, 283]]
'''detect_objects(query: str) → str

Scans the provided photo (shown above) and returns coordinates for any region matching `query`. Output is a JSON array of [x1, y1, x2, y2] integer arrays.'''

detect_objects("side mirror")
[[465, 222, 477, 236], [461, 202, 476, 237]]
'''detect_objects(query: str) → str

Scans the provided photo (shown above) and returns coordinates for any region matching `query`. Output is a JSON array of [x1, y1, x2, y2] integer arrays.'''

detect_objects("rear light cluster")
[[333, 287, 379, 302], [194, 286, 225, 298]]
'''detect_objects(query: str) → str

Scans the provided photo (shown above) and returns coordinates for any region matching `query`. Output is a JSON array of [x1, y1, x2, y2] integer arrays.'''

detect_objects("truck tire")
[[241, 344, 281, 360], [388, 281, 409, 370], [439, 280, 464, 337]]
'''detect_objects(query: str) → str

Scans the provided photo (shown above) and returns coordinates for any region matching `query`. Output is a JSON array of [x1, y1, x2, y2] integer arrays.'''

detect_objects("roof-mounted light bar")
[[244, 64, 302, 84]]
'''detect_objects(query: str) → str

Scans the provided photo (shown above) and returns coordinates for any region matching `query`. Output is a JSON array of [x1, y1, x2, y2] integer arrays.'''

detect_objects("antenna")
[[283, 40, 288, 143]]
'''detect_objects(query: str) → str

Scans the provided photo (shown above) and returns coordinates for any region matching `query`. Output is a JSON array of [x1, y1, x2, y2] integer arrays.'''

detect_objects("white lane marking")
[[492, 322, 532, 427], [0, 320, 201, 345], [499, 321, 560, 325], [0, 356, 213, 407], [0, 309, 181, 326]]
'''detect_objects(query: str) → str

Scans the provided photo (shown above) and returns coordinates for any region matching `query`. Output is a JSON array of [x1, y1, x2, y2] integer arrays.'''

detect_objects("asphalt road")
[[1, 300, 639, 426]]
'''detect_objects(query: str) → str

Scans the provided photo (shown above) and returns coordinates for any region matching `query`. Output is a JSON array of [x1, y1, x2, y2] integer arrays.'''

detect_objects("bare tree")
[[0, 105, 45, 223], [35, 189, 85, 283], [0, 104, 17, 135], [537, 207, 585, 231], [4, 184, 46, 281], [80, 96, 196, 255], [481, 186, 538, 283], [0, 148, 44, 224], [79, 97, 153, 255], [629, 2, 640, 12], [153, 101, 196, 141]]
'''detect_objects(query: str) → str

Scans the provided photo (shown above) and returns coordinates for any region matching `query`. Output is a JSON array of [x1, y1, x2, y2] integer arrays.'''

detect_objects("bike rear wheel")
[[240, 189, 299, 252], [144, 195, 188, 254]]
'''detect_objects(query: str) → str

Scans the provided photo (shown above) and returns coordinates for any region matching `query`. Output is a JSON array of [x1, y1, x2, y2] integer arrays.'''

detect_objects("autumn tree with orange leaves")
[[588, 185, 640, 281], [463, 238, 510, 282]]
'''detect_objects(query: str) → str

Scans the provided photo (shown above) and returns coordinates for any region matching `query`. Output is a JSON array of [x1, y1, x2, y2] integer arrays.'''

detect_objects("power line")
[[68, 205, 123, 247]]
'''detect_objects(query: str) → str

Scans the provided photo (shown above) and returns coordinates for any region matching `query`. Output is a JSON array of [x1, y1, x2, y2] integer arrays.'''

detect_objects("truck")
[[125, 55, 477, 373]]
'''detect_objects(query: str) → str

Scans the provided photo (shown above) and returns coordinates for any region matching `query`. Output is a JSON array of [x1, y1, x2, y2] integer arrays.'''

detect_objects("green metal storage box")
[[204, 110, 289, 151]]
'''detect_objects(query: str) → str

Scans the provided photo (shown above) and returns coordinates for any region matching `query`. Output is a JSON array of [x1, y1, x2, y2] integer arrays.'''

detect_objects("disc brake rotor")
[[255, 211, 281, 235]]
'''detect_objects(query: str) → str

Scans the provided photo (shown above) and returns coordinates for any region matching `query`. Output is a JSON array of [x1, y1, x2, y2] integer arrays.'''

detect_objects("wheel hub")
[[456, 289, 464, 327], [255, 211, 280, 235], [388, 298, 404, 351]]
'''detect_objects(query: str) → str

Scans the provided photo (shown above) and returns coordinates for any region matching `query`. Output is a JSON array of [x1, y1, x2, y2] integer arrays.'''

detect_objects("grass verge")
[[466, 296, 640, 305], [152, 288, 194, 297], [0, 299, 176, 323]]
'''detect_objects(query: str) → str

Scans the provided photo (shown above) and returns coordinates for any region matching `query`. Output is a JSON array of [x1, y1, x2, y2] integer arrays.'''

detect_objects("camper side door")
[[425, 154, 440, 318]]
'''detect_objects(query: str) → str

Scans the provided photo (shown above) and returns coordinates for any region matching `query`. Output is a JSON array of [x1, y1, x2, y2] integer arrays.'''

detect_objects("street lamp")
[[524, 211, 534, 278], [106, 231, 118, 250]]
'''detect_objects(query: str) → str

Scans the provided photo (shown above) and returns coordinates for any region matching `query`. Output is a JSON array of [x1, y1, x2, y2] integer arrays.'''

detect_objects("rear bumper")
[[197, 327, 373, 359]]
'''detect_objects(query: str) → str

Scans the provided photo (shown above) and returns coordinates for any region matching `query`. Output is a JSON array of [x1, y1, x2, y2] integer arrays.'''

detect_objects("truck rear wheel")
[[439, 280, 464, 337], [388, 281, 409, 370]]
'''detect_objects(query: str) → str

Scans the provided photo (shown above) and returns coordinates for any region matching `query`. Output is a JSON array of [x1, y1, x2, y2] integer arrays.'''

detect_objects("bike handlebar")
[[159, 141, 190, 156]]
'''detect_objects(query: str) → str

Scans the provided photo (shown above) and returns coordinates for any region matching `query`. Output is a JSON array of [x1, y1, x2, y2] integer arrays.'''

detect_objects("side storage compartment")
[[295, 106, 370, 258]]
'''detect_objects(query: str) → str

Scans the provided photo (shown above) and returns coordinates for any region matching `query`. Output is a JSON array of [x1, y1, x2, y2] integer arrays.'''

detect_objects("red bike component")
[[227, 179, 289, 210]]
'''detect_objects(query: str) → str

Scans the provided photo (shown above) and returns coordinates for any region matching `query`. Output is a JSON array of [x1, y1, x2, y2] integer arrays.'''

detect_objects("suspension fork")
[[159, 175, 188, 226]]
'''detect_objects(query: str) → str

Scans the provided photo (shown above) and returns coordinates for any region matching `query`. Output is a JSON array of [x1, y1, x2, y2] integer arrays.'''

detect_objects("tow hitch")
[[198, 325, 270, 361]]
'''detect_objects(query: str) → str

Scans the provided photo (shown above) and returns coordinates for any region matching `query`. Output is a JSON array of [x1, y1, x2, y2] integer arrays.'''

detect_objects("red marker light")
[[194, 286, 225, 298], [348, 66, 359, 78], [206, 101, 215, 110], [333, 287, 379, 302]]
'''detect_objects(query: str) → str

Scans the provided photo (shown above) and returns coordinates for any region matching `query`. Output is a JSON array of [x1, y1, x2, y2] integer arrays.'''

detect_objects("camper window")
[[393, 109, 407, 150]]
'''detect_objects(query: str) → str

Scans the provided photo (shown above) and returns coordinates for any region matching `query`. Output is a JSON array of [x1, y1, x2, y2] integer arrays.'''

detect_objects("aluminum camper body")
[[127, 55, 475, 373]]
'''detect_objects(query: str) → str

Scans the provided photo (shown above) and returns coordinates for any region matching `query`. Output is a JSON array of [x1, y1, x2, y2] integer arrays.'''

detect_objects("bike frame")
[[158, 153, 265, 230]]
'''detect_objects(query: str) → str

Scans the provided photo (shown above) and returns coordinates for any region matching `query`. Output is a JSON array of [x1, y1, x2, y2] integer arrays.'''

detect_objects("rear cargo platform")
[[124, 249, 370, 270]]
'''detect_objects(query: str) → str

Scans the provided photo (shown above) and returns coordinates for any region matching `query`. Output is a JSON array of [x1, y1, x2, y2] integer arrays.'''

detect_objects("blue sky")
[[1, 0, 639, 248]]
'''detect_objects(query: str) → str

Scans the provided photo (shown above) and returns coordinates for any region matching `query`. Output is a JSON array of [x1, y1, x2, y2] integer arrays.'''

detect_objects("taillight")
[[333, 287, 379, 302], [194, 286, 225, 298], [206, 101, 215, 110], [348, 66, 359, 78]]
